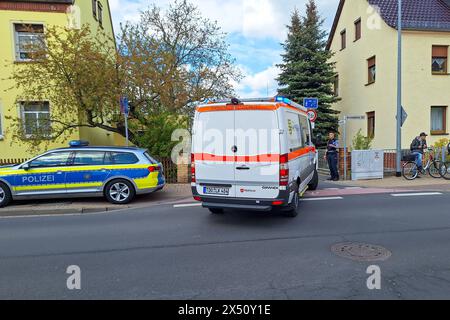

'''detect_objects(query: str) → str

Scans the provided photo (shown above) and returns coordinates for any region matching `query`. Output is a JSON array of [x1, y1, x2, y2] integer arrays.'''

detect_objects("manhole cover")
[[331, 243, 392, 262]]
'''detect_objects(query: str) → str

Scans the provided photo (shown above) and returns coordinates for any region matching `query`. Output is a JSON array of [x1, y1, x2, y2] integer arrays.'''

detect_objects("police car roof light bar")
[[69, 140, 90, 147]]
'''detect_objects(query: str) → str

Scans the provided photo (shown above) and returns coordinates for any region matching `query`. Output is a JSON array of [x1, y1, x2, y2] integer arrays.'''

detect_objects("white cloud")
[[233, 64, 281, 98]]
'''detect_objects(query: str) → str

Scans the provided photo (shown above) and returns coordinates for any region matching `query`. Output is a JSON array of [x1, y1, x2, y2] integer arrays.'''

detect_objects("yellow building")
[[327, 0, 450, 150], [0, 0, 122, 161]]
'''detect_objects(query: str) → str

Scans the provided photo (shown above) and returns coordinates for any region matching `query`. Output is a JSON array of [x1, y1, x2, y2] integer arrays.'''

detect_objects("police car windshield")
[[144, 152, 157, 164]]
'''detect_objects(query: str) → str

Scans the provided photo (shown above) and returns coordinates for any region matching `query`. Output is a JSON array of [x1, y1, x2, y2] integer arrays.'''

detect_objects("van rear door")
[[234, 109, 280, 199], [193, 108, 236, 198]]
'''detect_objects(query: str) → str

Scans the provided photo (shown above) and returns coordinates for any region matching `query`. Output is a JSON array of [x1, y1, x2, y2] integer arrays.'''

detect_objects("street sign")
[[307, 109, 318, 122], [120, 97, 130, 146], [303, 98, 319, 109], [401, 107, 408, 127], [345, 115, 366, 120], [120, 97, 129, 117]]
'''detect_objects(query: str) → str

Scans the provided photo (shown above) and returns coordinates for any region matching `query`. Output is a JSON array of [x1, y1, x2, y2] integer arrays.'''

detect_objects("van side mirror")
[[21, 163, 30, 171]]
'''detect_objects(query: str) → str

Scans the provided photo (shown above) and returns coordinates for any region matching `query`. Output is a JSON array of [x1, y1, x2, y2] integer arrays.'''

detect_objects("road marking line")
[[173, 203, 202, 208], [302, 197, 343, 201], [345, 187, 363, 190], [324, 188, 340, 190], [391, 192, 443, 197]]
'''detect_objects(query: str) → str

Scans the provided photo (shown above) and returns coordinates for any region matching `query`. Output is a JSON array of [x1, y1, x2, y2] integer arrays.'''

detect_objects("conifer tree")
[[277, 0, 339, 145]]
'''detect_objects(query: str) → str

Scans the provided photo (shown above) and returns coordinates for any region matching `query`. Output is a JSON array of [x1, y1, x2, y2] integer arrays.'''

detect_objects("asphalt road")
[[1, 181, 450, 299]]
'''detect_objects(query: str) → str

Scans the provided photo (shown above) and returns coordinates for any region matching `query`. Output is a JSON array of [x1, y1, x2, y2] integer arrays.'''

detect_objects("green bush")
[[352, 129, 373, 150]]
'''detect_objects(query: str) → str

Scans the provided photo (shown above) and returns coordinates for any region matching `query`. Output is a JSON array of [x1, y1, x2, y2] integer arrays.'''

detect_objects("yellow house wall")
[[0, 1, 120, 160], [329, 0, 450, 150]]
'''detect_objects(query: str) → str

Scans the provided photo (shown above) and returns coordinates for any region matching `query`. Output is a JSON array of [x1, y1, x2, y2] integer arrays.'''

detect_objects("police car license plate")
[[203, 186, 230, 195]]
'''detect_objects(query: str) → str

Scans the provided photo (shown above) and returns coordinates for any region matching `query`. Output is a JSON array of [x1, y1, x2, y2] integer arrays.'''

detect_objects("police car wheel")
[[105, 180, 135, 205], [0, 182, 12, 208]]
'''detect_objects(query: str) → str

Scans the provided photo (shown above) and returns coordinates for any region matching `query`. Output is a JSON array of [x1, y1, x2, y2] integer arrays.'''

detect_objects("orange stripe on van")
[[288, 146, 316, 161], [193, 147, 316, 163], [196, 104, 307, 115]]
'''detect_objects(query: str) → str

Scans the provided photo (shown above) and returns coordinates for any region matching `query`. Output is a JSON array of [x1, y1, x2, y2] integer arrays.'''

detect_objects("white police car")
[[0, 141, 165, 207]]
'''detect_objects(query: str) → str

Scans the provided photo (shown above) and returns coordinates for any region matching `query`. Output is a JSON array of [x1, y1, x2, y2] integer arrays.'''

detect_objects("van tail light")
[[279, 154, 289, 187], [191, 153, 196, 183]]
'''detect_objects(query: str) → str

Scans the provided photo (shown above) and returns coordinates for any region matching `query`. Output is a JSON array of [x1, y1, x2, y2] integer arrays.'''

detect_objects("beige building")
[[327, 0, 450, 150], [0, 0, 122, 161]]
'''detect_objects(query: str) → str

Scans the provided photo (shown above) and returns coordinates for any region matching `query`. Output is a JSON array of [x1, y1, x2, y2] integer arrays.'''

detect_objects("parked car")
[[0, 141, 165, 207], [191, 96, 318, 217]]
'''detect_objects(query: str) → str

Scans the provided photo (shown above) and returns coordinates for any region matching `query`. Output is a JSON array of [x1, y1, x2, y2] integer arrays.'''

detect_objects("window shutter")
[[432, 46, 448, 58]]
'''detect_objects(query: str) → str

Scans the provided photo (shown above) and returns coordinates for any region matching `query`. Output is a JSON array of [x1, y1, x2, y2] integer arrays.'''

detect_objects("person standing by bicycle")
[[410, 132, 428, 175]]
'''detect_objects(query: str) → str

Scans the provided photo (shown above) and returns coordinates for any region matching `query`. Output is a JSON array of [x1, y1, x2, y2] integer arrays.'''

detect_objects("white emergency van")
[[191, 97, 318, 217]]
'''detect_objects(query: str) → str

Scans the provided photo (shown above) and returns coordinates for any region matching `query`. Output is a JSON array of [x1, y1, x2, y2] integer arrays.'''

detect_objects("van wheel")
[[105, 179, 135, 205], [308, 169, 319, 191], [0, 182, 12, 208], [284, 189, 299, 218], [209, 208, 224, 214]]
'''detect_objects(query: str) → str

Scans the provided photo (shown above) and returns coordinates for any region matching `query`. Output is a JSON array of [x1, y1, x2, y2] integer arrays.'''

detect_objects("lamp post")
[[396, 0, 402, 177]]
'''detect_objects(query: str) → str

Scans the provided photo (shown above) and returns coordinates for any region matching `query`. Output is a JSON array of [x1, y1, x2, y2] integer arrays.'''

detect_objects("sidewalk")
[[329, 175, 450, 191], [0, 184, 193, 218]]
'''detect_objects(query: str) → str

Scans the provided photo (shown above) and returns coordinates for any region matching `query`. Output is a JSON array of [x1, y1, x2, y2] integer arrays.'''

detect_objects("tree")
[[277, 0, 339, 146], [120, 0, 242, 122], [7, 0, 241, 153], [352, 129, 373, 150], [7, 25, 122, 151]]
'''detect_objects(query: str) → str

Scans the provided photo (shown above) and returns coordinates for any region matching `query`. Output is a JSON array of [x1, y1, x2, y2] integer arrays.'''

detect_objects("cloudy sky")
[[109, 0, 339, 98]]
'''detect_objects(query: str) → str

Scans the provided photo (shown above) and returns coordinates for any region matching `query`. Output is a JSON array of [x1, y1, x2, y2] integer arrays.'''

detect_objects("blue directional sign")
[[120, 97, 129, 117], [303, 98, 319, 109]]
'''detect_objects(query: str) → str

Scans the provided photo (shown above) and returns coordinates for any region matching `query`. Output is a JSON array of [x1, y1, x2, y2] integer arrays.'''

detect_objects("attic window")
[[354, 18, 361, 41], [432, 45, 448, 74], [340, 29, 346, 50]]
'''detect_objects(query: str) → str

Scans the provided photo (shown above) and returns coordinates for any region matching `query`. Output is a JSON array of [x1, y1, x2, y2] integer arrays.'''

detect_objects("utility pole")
[[396, 0, 402, 177]]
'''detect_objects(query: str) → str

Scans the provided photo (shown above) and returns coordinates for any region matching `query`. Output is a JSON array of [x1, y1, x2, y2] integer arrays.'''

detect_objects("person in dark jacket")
[[410, 132, 428, 174], [325, 132, 339, 181]]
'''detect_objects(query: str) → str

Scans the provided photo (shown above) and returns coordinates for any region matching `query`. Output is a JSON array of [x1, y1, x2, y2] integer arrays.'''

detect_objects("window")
[[367, 111, 375, 138], [354, 18, 361, 41], [340, 30, 346, 50], [432, 46, 448, 74], [299, 115, 311, 146], [14, 24, 44, 61], [30, 152, 72, 168], [286, 112, 302, 151], [105, 152, 139, 165], [20, 101, 51, 136], [144, 152, 157, 164], [333, 75, 339, 97], [73, 151, 106, 166], [98, 1, 103, 27], [92, 0, 97, 20], [431, 106, 447, 135], [367, 56, 376, 84]]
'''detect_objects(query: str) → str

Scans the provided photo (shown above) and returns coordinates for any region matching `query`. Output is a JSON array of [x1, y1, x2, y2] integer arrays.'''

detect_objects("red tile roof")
[[327, 0, 450, 50]]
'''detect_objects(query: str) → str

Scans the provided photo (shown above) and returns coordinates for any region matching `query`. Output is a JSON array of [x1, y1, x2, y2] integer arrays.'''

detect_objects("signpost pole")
[[124, 114, 129, 147], [121, 97, 130, 147], [396, 0, 403, 177], [343, 116, 347, 181]]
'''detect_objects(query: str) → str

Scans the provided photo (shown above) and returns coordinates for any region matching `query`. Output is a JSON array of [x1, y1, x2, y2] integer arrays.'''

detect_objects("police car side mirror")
[[21, 163, 30, 171]]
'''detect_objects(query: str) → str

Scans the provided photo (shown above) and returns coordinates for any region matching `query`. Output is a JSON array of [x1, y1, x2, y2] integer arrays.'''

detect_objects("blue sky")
[[109, 0, 340, 97]]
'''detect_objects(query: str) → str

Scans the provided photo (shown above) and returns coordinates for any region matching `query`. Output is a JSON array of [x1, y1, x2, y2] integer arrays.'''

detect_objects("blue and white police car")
[[0, 141, 165, 207]]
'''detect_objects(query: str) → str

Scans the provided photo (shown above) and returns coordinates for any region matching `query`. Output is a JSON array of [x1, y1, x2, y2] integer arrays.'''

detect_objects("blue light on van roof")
[[69, 140, 90, 147], [275, 96, 291, 104]]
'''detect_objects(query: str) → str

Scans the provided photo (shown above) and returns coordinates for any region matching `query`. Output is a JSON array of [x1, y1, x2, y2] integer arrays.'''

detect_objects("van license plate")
[[204, 187, 230, 195]]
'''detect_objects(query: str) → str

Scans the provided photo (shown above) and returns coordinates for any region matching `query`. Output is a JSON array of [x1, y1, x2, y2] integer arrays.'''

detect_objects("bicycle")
[[402, 148, 443, 180]]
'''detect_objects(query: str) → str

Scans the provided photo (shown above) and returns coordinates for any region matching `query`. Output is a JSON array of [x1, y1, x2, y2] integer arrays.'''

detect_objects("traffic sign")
[[307, 109, 318, 122], [120, 97, 129, 117], [303, 98, 319, 109]]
